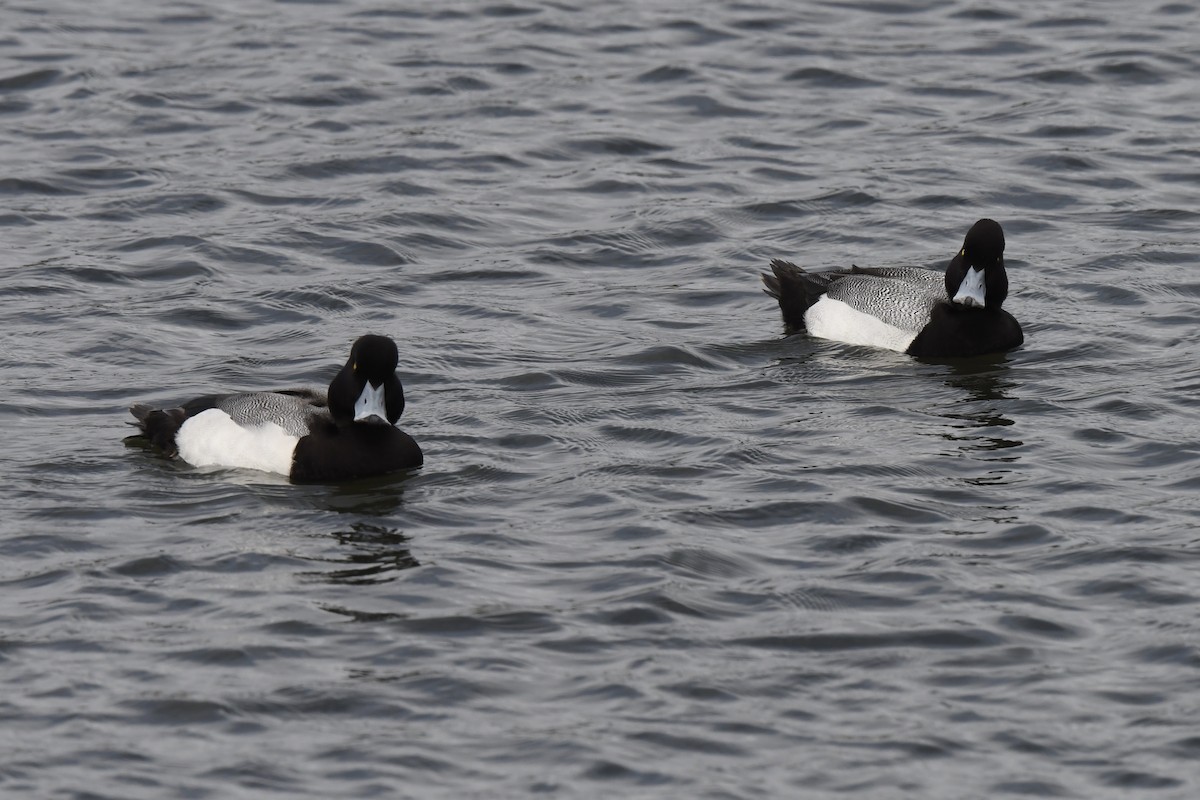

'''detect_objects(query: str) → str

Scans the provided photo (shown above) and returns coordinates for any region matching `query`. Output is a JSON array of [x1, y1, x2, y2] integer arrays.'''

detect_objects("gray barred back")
[[214, 391, 328, 438], [824, 267, 945, 333]]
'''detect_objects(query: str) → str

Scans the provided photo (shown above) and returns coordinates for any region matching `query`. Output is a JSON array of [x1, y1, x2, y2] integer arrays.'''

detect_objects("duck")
[[761, 218, 1023, 357], [128, 334, 423, 482]]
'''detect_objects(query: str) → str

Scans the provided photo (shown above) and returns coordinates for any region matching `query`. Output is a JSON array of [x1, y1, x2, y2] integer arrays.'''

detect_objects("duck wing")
[[201, 390, 327, 438], [823, 268, 945, 333]]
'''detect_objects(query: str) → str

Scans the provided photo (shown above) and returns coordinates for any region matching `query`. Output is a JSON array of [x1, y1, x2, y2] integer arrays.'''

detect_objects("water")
[[2, 0, 1200, 797]]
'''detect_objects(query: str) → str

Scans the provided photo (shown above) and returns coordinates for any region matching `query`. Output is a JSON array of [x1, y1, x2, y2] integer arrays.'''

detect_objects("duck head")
[[328, 335, 405, 426], [946, 218, 1008, 310]]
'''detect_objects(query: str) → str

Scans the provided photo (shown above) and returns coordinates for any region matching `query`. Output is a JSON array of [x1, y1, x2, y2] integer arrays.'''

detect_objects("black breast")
[[906, 303, 1024, 358], [290, 420, 423, 483]]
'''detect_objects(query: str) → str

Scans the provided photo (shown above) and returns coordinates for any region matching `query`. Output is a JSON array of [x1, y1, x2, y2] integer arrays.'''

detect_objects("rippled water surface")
[[3, 0, 1200, 797]]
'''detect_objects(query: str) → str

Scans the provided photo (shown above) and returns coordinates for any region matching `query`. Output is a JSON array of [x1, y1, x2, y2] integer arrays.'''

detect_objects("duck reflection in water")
[[300, 522, 419, 586], [933, 354, 1023, 462]]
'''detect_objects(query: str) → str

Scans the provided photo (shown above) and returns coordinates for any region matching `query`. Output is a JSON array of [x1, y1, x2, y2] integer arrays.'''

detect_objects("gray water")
[[3, 0, 1200, 797]]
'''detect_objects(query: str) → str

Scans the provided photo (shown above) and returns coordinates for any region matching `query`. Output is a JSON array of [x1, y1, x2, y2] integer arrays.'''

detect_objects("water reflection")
[[288, 470, 417, 515], [931, 354, 1023, 457], [300, 522, 420, 585]]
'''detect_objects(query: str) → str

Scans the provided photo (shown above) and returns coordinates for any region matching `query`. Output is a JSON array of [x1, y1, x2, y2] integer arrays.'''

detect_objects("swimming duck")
[[762, 218, 1023, 357], [129, 334, 422, 482]]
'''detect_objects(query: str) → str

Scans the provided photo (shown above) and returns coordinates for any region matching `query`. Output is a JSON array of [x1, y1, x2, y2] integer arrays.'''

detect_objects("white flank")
[[354, 381, 388, 423], [176, 408, 298, 475], [952, 267, 986, 307], [805, 297, 917, 353]]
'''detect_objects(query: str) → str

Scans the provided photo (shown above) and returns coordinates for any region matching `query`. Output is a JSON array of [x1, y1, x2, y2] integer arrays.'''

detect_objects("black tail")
[[761, 259, 830, 333], [128, 403, 188, 457]]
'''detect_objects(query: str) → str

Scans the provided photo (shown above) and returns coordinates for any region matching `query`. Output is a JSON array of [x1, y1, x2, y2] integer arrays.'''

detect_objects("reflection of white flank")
[[176, 408, 298, 475], [354, 381, 388, 423], [953, 267, 987, 307], [806, 298, 918, 353]]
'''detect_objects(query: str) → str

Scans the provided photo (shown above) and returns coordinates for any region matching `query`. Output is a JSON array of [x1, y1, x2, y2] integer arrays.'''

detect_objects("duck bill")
[[353, 381, 390, 424], [952, 266, 987, 308]]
